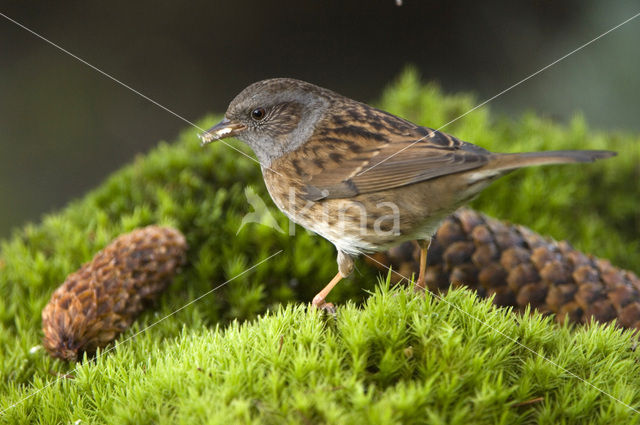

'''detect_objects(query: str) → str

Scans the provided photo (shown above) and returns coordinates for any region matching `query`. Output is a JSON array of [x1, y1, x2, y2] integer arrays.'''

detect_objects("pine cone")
[[368, 209, 640, 332], [42, 226, 187, 361]]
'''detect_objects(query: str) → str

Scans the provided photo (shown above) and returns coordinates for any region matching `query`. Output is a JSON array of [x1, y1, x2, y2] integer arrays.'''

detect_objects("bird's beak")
[[199, 118, 246, 146]]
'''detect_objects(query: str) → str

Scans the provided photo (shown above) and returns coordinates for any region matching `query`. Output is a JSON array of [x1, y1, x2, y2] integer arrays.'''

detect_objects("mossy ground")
[[0, 69, 638, 423]]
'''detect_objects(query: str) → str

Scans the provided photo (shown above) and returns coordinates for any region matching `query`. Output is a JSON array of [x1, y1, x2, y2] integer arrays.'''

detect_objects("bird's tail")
[[490, 150, 615, 170], [467, 150, 616, 183]]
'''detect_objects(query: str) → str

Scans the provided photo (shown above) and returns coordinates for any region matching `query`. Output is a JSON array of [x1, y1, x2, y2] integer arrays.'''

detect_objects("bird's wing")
[[301, 109, 491, 201]]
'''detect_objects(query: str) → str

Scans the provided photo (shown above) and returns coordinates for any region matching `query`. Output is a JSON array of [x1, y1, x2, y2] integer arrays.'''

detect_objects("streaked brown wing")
[[302, 121, 491, 201]]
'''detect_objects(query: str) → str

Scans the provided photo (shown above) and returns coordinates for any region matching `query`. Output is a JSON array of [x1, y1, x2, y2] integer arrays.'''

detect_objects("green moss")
[[0, 68, 639, 423], [4, 283, 640, 424]]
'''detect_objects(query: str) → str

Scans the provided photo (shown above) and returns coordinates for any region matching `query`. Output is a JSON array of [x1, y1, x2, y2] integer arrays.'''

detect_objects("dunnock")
[[200, 78, 615, 310]]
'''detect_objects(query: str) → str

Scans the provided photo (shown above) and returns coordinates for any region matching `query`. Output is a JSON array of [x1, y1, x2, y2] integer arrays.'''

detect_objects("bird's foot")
[[319, 302, 337, 315], [312, 295, 337, 315], [413, 278, 427, 294]]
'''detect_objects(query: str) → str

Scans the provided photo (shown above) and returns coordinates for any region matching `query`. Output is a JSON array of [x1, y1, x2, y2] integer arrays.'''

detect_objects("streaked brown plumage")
[[42, 226, 187, 361], [368, 208, 640, 331], [200, 78, 615, 310]]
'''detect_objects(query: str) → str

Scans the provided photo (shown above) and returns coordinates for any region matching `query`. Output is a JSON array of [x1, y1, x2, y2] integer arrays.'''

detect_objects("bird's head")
[[200, 78, 333, 166]]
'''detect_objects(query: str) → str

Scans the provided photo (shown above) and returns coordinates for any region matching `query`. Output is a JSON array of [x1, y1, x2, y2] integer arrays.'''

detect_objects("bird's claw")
[[312, 300, 337, 315]]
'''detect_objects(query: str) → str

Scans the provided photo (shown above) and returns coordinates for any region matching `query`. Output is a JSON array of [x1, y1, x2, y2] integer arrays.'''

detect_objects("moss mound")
[[1, 69, 638, 423]]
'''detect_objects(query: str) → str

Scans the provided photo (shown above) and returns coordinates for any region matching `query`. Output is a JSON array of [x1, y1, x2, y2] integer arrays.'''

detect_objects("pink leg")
[[415, 239, 431, 292], [312, 272, 343, 313]]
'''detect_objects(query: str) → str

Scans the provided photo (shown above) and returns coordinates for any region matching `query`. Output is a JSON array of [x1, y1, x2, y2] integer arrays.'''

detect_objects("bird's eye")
[[251, 107, 266, 121]]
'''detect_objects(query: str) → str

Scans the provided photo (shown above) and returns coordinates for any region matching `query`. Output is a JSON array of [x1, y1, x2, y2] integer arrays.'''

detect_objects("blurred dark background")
[[1, 1, 639, 238]]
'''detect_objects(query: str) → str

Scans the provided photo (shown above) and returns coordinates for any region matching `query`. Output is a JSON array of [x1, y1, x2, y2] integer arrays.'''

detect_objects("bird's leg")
[[312, 272, 343, 313], [414, 238, 431, 292], [311, 250, 354, 313]]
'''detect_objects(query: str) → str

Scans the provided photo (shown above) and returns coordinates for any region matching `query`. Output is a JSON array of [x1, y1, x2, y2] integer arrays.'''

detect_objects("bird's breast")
[[261, 167, 425, 254]]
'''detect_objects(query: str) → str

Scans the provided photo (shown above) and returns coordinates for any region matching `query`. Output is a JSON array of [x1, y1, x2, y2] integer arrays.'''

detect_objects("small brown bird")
[[200, 78, 615, 311]]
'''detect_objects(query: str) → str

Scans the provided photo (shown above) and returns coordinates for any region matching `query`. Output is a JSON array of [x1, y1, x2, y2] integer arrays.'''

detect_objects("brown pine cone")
[[368, 208, 640, 332], [42, 226, 187, 361]]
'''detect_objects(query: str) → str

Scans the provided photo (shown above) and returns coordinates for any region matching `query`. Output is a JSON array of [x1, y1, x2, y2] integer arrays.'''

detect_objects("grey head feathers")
[[224, 78, 335, 166]]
